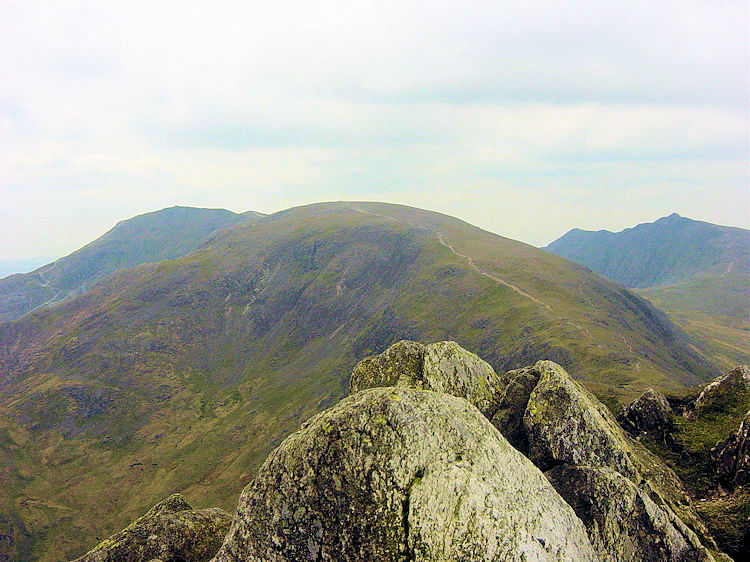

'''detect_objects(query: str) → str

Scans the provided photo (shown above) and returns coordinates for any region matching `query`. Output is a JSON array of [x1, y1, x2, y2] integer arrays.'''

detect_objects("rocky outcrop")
[[546, 465, 708, 561], [618, 388, 674, 442], [214, 387, 597, 561], [524, 361, 639, 479], [74, 494, 231, 562], [348, 340, 425, 393], [489, 364, 541, 452], [712, 409, 750, 489], [520, 361, 715, 556], [349, 341, 508, 420], [350, 345, 718, 559], [695, 365, 750, 411]]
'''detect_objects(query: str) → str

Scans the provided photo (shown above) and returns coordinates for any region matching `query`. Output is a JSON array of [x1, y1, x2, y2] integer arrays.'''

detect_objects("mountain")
[[545, 213, 749, 289], [0, 202, 716, 559], [0, 258, 54, 279], [74, 344, 729, 561], [546, 213, 750, 370], [0, 206, 252, 323]]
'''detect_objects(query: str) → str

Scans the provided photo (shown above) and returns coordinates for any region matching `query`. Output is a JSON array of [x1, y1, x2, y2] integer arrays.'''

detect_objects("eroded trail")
[[351, 205, 551, 311]]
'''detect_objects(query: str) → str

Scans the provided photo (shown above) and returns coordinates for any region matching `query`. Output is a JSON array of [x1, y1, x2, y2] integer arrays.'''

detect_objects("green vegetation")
[[0, 206, 253, 323], [546, 212, 750, 374], [0, 202, 722, 559], [640, 383, 750, 558]]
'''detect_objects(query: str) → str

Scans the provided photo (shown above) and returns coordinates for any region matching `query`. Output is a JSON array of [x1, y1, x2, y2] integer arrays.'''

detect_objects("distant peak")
[[667, 212, 681, 218]]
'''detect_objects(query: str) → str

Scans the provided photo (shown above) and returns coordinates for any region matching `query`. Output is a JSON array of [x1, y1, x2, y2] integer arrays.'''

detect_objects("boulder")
[[349, 340, 508, 420], [522, 360, 716, 552], [348, 340, 425, 394], [712, 409, 750, 489], [73, 493, 231, 562], [524, 361, 639, 479], [617, 388, 675, 442], [695, 365, 750, 412], [214, 387, 597, 561], [546, 464, 711, 561], [489, 364, 542, 452]]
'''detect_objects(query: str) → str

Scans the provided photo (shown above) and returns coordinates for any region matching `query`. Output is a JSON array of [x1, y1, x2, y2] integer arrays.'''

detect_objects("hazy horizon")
[[1, 0, 748, 260]]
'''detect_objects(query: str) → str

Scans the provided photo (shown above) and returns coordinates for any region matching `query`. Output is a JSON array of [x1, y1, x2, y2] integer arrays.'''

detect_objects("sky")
[[1, 0, 748, 261]]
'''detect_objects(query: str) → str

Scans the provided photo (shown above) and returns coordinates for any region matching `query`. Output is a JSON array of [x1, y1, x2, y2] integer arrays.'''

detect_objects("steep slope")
[[0, 202, 714, 559], [546, 213, 750, 370], [545, 213, 749, 289], [0, 206, 253, 323]]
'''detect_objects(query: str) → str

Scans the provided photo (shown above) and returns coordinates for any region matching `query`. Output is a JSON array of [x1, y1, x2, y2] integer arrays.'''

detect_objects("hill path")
[[351, 205, 551, 311]]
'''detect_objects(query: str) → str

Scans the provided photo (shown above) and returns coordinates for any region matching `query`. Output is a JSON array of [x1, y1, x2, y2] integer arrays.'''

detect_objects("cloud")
[[0, 0, 747, 258]]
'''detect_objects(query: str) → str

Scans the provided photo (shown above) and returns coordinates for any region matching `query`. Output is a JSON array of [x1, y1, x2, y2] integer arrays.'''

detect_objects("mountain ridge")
[[0, 201, 719, 559], [0, 206, 262, 323]]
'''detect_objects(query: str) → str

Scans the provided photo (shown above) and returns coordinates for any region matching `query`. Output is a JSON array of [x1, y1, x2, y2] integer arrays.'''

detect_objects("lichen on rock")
[[73, 493, 231, 562], [349, 340, 508, 421], [546, 464, 711, 561], [524, 360, 640, 479], [617, 387, 675, 443], [214, 387, 597, 561], [348, 340, 426, 394]]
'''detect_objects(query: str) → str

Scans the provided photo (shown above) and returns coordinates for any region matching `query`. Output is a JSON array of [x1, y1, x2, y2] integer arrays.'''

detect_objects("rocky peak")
[[73, 494, 231, 562], [617, 387, 675, 442], [695, 365, 750, 411], [712, 409, 750, 489]]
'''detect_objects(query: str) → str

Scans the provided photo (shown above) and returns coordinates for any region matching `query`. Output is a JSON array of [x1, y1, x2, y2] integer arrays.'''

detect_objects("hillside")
[[0, 202, 717, 559], [546, 213, 750, 370], [545, 213, 749, 289], [0, 206, 251, 323]]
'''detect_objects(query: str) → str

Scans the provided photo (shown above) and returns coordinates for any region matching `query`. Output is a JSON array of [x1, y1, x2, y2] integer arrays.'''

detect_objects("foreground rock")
[[350, 344, 718, 559], [74, 493, 231, 562], [695, 365, 750, 411], [521, 361, 716, 557], [350, 341, 508, 420], [712, 409, 750, 489], [524, 361, 639, 479], [547, 465, 707, 561], [215, 387, 597, 561], [617, 387, 674, 442]]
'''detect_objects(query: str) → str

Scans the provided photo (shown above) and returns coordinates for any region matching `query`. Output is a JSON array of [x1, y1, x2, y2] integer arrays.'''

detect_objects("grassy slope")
[[0, 202, 716, 559], [636, 268, 750, 371], [546, 214, 750, 373], [642, 382, 750, 558], [0, 206, 249, 323]]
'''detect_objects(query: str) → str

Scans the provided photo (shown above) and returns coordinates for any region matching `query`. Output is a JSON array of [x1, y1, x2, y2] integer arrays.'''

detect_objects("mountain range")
[[546, 213, 750, 370], [0, 202, 735, 559], [0, 206, 255, 323]]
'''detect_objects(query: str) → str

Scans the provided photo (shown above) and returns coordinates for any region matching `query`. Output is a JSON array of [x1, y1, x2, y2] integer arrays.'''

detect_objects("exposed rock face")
[[348, 340, 425, 393], [524, 361, 639, 479], [489, 364, 541, 452], [74, 493, 231, 562], [520, 360, 716, 558], [349, 340, 508, 420], [695, 365, 750, 411], [214, 387, 597, 561], [617, 388, 674, 442], [712, 409, 750, 489], [546, 465, 707, 562]]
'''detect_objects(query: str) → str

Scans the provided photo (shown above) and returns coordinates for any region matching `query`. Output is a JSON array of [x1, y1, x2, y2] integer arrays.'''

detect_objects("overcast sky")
[[1, 0, 748, 260]]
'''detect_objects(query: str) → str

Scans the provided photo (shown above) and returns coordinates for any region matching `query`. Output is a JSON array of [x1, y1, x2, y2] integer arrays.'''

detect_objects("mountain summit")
[[0, 206, 257, 323], [545, 214, 749, 289], [0, 202, 717, 558]]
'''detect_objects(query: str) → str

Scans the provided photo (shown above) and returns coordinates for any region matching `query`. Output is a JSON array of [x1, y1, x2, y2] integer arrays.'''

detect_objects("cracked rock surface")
[[213, 387, 596, 561], [74, 493, 231, 562], [349, 340, 508, 421], [546, 465, 708, 561]]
